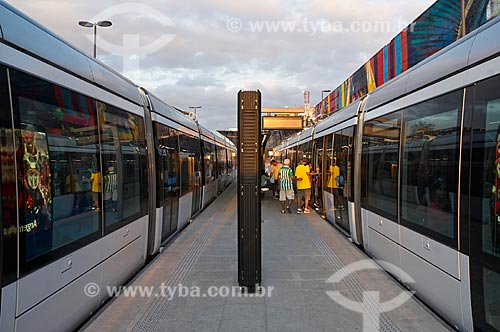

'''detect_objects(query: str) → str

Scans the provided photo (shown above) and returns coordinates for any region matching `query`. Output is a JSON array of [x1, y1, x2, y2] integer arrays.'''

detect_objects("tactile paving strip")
[[306, 222, 402, 332], [126, 215, 221, 332]]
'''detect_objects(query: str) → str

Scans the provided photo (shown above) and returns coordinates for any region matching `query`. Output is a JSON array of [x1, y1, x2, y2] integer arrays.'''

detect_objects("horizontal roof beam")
[[262, 108, 304, 114]]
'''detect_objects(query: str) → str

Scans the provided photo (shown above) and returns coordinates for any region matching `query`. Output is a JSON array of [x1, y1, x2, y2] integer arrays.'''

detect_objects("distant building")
[[217, 129, 238, 147]]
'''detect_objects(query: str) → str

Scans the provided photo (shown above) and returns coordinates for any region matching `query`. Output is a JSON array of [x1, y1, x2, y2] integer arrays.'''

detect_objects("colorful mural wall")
[[315, 0, 500, 116]]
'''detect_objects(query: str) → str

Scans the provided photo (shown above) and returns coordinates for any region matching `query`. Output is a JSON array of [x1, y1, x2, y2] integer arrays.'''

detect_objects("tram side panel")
[[0, 59, 149, 331], [359, 85, 468, 329]]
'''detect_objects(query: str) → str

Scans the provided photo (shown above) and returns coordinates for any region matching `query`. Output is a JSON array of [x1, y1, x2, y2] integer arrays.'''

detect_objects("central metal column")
[[237, 90, 262, 293]]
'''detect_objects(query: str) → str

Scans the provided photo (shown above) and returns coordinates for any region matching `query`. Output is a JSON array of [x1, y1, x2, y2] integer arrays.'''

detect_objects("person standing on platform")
[[295, 158, 313, 214], [278, 159, 296, 214], [271, 159, 283, 199]]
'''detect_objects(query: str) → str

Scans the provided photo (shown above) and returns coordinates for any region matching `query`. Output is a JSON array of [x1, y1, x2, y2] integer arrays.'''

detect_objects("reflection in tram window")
[[484, 108, 500, 255], [203, 141, 217, 184], [10, 69, 100, 274], [400, 91, 462, 244], [228, 149, 235, 175], [100, 102, 147, 232], [155, 124, 180, 204], [217, 146, 227, 176], [327, 157, 341, 202], [179, 134, 202, 194], [361, 112, 401, 219], [297, 141, 312, 164], [325, 135, 334, 195]]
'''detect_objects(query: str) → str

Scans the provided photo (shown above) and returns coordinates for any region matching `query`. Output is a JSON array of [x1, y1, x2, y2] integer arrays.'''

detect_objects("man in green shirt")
[[278, 159, 296, 214]]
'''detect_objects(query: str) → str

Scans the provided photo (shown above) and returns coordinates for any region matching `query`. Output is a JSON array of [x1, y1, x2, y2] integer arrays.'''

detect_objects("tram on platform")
[[0, 2, 236, 331], [275, 15, 500, 332]]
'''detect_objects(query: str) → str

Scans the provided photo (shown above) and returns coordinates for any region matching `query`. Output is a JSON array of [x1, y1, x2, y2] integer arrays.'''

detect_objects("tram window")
[[217, 146, 227, 177], [335, 131, 349, 194], [179, 134, 201, 195], [332, 127, 355, 204], [203, 141, 216, 184], [9, 69, 100, 275], [288, 148, 297, 169], [227, 149, 234, 175], [344, 126, 355, 203], [325, 134, 334, 195], [100, 103, 147, 233], [361, 112, 401, 220], [298, 141, 312, 162], [155, 123, 180, 207], [400, 91, 462, 246], [226, 149, 231, 176]]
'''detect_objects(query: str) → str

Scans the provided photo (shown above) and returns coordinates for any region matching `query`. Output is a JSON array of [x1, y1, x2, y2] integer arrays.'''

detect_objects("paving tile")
[[222, 303, 266, 321], [158, 318, 220, 332], [219, 319, 266, 332]]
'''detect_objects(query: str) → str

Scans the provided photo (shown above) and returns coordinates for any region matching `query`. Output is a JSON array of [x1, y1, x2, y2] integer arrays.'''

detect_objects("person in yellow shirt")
[[327, 158, 343, 209], [83, 169, 102, 212], [295, 158, 314, 214]]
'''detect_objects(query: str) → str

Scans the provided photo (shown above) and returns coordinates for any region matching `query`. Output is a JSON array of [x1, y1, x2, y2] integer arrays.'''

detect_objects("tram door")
[[179, 134, 202, 217], [191, 158, 203, 215], [160, 145, 180, 241], [334, 128, 354, 233], [469, 75, 500, 332], [191, 140, 203, 216], [313, 138, 324, 213], [165, 132, 180, 237], [156, 125, 180, 242]]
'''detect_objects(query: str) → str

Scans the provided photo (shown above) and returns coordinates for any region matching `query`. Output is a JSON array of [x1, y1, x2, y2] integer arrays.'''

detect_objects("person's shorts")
[[297, 188, 311, 200], [280, 189, 294, 201]]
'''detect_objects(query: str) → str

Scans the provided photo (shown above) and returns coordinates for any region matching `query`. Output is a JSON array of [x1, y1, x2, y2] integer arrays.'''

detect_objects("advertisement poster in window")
[[16, 127, 52, 260]]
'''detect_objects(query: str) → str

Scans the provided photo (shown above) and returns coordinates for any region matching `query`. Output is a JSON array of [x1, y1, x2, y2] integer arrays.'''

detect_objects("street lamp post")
[[189, 106, 202, 116], [78, 20, 113, 58]]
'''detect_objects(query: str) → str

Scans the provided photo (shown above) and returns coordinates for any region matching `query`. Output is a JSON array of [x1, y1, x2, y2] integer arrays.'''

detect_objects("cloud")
[[6, 0, 436, 130]]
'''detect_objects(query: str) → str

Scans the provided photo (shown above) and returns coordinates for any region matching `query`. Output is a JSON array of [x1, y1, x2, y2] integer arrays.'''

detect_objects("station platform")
[[78, 184, 453, 332]]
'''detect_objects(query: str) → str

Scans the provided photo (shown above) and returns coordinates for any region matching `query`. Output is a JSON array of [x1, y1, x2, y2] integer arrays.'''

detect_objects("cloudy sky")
[[6, 0, 435, 130]]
